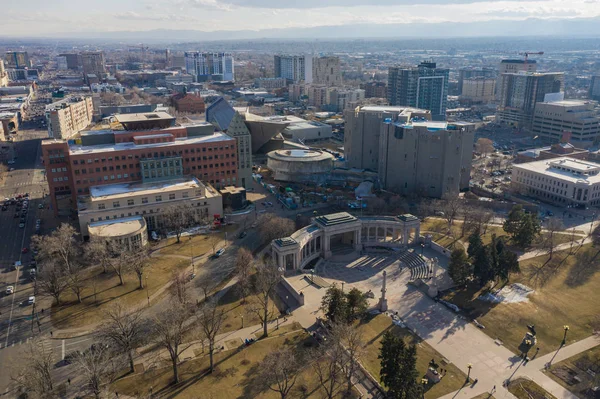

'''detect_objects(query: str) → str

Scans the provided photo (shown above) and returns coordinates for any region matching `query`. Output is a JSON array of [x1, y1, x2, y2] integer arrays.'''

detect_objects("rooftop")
[[89, 176, 208, 200], [515, 157, 600, 184], [88, 216, 146, 237], [315, 212, 358, 227], [267, 149, 334, 162], [45, 96, 89, 112], [114, 112, 174, 123]]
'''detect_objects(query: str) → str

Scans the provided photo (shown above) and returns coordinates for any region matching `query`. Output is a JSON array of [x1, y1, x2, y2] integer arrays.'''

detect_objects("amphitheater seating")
[[396, 250, 430, 281]]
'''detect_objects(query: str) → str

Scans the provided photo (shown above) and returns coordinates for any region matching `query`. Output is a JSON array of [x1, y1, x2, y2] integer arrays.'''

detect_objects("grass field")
[[471, 394, 496, 399], [50, 256, 189, 330], [442, 245, 600, 356], [157, 227, 239, 256], [113, 328, 352, 399], [356, 314, 467, 399], [507, 378, 557, 399], [545, 345, 600, 398]]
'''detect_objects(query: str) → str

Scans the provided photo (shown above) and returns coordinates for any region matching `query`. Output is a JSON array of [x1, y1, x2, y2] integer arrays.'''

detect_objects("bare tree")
[[96, 303, 149, 374], [74, 344, 125, 399], [476, 138, 495, 157], [66, 264, 87, 303], [311, 342, 345, 399], [470, 207, 494, 235], [540, 217, 565, 259], [208, 234, 221, 256], [151, 301, 195, 384], [249, 258, 282, 337], [331, 323, 365, 397], [85, 237, 112, 274], [235, 247, 254, 304], [196, 298, 225, 373], [257, 214, 296, 246], [109, 244, 130, 286], [32, 223, 80, 274], [162, 203, 197, 244], [37, 261, 68, 305], [11, 338, 55, 398], [129, 246, 150, 289], [257, 347, 300, 399], [433, 194, 463, 234], [170, 271, 190, 305]]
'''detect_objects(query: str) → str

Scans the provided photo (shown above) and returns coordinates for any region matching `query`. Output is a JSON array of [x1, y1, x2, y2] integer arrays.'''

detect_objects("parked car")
[[238, 231, 247, 239], [38, 203, 44, 209], [21, 247, 28, 254], [19, 223, 25, 228], [5, 286, 14, 295], [214, 248, 225, 258], [27, 296, 35, 305]]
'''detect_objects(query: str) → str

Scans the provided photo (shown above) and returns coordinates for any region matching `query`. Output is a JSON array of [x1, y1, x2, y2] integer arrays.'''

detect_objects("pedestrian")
[[50, 331, 53, 337], [41, 308, 44, 314], [492, 385, 496, 393], [68, 378, 71, 385]]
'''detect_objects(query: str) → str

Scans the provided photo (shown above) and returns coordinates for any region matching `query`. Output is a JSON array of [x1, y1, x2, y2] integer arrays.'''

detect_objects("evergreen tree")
[[467, 231, 484, 260], [320, 285, 348, 324], [399, 344, 422, 399], [489, 235, 501, 282], [473, 246, 494, 286], [498, 249, 520, 282], [503, 205, 525, 237], [345, 287, 368, 322], [379, 331, 421, 399], [514, 213, 541, 248], [448, 248, 471, 286]]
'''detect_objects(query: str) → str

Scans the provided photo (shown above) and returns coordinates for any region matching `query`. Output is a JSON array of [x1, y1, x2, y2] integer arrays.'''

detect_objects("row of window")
[[89, 203, 209, 222], [98, 193, 196, 209]]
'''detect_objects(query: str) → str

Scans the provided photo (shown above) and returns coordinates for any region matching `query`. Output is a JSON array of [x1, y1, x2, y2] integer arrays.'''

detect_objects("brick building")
[[171, 93, 206, 114], [42, 112, 237, 217]]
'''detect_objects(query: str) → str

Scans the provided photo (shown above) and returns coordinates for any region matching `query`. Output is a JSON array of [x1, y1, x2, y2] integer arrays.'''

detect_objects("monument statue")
[[378, 270, 388, 312]]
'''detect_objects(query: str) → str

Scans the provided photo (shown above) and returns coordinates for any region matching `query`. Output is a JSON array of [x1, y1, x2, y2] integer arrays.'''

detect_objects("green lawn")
[[507, 378, 557, 399], [545, 345, 600, 397], [471, 394, 496, 399], [441, 245, 600, 356], [51, 257, 189, 330], [356, 314, 467, 399], [113, 328, 353, 399]]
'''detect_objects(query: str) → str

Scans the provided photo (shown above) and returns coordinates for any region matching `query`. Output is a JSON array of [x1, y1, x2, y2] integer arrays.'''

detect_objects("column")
[[414, 225, 420, 244], [403, 227, 409, 245]]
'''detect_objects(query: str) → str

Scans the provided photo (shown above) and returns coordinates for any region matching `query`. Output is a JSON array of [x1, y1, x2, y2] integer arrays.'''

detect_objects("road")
[[0, 128, 56, 394]]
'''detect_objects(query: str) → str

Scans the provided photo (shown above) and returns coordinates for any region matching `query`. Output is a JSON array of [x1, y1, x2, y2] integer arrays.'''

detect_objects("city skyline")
[[2, 0, 600, 37]]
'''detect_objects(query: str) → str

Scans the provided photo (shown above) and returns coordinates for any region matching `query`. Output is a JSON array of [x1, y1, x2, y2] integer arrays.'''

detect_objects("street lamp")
[[420, 242, 425, 255], [146, 273, 150, 307], [189, 236, 195, 274], [241, 315, 244, 329], [466, 364, 472, 382], [311, 268, 315, 283], [420, 378, 428, 399], [562, 325, 570, 346]]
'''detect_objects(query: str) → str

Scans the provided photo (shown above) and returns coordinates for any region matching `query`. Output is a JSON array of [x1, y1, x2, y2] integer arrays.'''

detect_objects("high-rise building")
[[460, 78, 496, 103], [496, 72, 564, 127], [497, 59, 537, 100], [4, 51, 31, 69], [45, 97, 94, 140], [361, 81, 387, 98], [457, 67, 495, 95], [344, 105, 431, 171], [81, 51, 106, 77], [329, 88, 365, 112], [590, 76, 600, 101], [274, 55, 312, 83], [379, 119, 475, 198], [312, 56, 342, 87], [532, 100, 600, 146], [0, 60, 8, 87], [387, 61, 449, 121], [42, 112, 235, 220], [184, 52, 234, 82]]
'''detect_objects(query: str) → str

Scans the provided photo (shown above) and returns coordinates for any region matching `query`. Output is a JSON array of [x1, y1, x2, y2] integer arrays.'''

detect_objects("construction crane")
[[519, 51, 544, 66]]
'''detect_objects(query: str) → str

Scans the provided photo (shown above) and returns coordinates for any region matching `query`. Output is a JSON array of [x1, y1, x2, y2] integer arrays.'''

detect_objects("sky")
[[2, 0, 600, 36]]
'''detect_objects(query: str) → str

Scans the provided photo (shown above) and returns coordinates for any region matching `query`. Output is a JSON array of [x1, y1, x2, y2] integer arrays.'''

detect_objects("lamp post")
[[421, 242, 425, 255], [562, 325, 570, 346], [311, 268, 314, 283], [146, 273, 150, 307], [189, 236, 195, 274], [466, 364, 472, 382], [241, 315, 244, 329], [421, 378, 428, 399]]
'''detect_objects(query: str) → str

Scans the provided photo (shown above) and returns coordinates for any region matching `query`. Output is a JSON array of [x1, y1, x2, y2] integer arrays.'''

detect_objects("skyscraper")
[[387, 61, 449, 121], [496, 59, 537, 100], [184, 52, 234, 82], [590, 76, 600, 101], [496, 72, 564, 127], [4, 51, 31, 69], [312, 56, 342, 87], [0, 60, 8, 87], [458, 67, 495, 95], [274, 55, 312, 83]]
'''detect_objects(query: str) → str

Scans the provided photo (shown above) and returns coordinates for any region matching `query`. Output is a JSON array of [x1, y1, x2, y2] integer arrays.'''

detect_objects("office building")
[[274, 55, 312, 83], [254, 77, 287, 90], [388, 61, 449, 121], [512, 157, 600, 207], [6, 68, 38, 81], [206, 98, 253, 188], [458, 67, 495, 95], [379, 119, 475, 198], [531, 100, 600, 147], [590, 76, 600, 102], [184, 52, 234, 82], [330, 88, 365, 112], [496, 72, 564, 127], [362, 81, 387, 98], [307, 86, 334, 109], [312, 56, 342, 87], [42, 111, 236, 218], [4, 51, 31, 69], [344, 105, 431, 171], [77, 176, 222, 239], [45, 97, 94, 140], [58, 53, 82, 70], [171, 93, 206, 114], [0, 61, 7, 87], [460, 77, 496, 103], [81, 51, 106, 78]]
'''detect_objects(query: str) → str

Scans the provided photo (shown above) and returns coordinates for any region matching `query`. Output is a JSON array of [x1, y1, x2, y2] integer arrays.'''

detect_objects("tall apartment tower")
[[496, 59, 537, 100], [387, 61, 449, 121], [379, 119, 475, 198], [45, 97, 94, 140], [0, 60, 8, 87], [184, 52, 234, 82], [458, 67, 495, 95], [274, 55, 312, 83], [312, 56, 342, 87], [343, 105, 431, 171], [81, 51, 106, 77], [4, 51, 31, 69], [496, 72, 564, 127], [590, 76, 600, 101]]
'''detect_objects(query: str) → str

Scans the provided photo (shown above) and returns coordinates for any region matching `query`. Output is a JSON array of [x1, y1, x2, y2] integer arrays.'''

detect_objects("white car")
[[27, 296, 35, 305], [5, 286, 14, 295]]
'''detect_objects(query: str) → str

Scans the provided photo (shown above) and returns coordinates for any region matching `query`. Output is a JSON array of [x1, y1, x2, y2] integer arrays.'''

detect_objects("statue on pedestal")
[[378, 270, 388, 312]]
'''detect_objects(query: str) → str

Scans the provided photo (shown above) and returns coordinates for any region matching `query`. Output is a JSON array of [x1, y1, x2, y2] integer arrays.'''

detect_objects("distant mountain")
[[36, 16, 600, 43]]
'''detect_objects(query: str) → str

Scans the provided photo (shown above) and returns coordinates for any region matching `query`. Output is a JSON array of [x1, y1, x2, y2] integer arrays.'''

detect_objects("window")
[[182, 192, 189, 198], [113, 201, 120, 208], [169, 193, 176, 200], [142, 197, 148, 204], [98, 204, 105, 210], [155, 195, 162, 202], [127, 199, 134, 206]]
